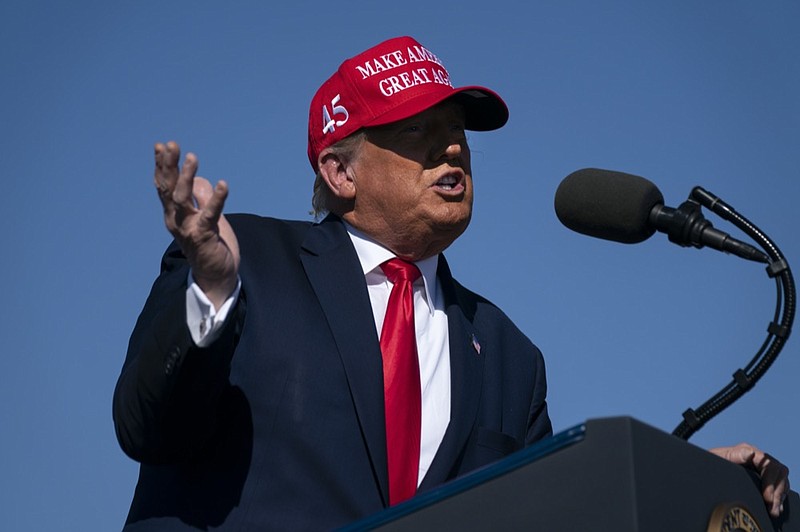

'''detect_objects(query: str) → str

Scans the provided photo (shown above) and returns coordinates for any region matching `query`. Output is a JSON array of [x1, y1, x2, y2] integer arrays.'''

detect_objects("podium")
[[344, 417, 798, 531]]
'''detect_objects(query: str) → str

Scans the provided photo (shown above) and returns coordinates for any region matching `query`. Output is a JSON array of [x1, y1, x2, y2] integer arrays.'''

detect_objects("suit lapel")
[[299, 224, 484, 499], [419, 256, 485, 490], [299, 216, 390, 506]]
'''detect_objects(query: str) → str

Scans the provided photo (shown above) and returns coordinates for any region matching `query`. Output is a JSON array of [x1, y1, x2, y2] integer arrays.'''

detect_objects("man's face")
[[345, 101, 473, 260]]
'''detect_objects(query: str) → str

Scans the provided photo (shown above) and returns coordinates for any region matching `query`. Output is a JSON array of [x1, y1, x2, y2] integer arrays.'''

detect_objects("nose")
[[442, 141, 462, 159], [430, 129, 465, 162]]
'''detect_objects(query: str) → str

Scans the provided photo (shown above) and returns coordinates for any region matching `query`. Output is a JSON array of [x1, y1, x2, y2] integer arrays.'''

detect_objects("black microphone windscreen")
[[554, 168, 664, 244]]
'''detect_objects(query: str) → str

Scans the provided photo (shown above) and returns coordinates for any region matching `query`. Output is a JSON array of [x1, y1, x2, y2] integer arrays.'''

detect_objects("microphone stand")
[[672, 187, 796, 440]]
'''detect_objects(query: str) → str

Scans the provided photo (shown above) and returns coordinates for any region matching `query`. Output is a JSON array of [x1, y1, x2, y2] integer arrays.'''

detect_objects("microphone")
[[554, 168, 769, 263]]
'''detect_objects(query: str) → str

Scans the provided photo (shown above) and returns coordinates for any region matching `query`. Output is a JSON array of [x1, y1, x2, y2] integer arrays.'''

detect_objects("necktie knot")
[[381, 258, 421, 285]]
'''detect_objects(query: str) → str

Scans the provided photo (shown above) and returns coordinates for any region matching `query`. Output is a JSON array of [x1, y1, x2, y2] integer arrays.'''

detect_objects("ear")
[[318, 149, 356, 200]]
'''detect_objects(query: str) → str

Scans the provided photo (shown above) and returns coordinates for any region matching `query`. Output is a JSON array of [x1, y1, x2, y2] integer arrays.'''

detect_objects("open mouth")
[[433, 173, 464, 192]]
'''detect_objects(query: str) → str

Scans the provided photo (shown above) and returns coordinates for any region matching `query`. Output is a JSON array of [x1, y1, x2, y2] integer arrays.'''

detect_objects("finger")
[[762, 462, 789, 517], [751, 452, 789, 517], [173, 152, 199, 207], [777, 477, 789, 516], [154, 141, 181, 197], [767, 477, 788, 517], [199, 179, 229, 225], [709, 444, 755, 466]]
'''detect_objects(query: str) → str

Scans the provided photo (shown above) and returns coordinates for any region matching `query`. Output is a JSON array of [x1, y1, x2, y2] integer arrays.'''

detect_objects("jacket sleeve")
[[525, 347, 553, 446], [112, 241, 244, 464]]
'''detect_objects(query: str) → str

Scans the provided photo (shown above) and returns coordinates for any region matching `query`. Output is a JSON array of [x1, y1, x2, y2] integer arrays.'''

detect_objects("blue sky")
[[2, 1, 798, 529]]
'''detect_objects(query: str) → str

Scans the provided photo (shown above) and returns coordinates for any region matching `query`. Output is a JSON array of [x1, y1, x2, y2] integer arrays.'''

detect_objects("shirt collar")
[[344, 221, 438, 315]]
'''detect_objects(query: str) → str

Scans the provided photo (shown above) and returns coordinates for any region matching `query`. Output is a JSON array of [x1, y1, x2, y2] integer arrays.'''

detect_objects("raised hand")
[[154, 141, 240, 309]]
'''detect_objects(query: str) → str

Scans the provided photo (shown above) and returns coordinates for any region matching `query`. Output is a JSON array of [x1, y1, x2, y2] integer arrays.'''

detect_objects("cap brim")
[[364, 85, 508, 132], [451, 87, 509, 131]]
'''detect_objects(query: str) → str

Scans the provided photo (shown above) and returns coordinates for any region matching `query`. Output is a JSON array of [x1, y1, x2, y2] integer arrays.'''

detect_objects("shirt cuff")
[[186, 272, 242, 347]]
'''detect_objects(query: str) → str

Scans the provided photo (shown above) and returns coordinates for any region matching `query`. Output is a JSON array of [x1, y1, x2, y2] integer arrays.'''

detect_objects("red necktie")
[[379, 259, 422, 505]]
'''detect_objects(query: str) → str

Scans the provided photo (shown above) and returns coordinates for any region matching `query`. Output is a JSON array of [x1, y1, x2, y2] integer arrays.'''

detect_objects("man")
[[114, 36, 788, 530]]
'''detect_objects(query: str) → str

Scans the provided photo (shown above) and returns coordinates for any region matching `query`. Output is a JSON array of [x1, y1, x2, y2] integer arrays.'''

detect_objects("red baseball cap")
[[307, 36, 509, 169]]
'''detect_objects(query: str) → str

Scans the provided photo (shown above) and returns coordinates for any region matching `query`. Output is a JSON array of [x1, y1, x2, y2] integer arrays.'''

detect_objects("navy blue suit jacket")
[[113, 214, 552, 530]]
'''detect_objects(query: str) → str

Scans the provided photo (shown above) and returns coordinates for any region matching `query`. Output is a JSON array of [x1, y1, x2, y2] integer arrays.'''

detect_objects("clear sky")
[[2, 1, 798, 530]]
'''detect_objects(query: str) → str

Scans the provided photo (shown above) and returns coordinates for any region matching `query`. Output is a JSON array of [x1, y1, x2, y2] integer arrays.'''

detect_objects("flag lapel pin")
[[471, 334, 482, 355]]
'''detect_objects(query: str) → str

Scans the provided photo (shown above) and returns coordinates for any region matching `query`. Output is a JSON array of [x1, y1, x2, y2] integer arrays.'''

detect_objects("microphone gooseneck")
[[554, 168, 795, 440]]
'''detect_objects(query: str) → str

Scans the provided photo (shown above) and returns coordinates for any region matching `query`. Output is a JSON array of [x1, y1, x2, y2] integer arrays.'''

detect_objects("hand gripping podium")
[[343, 417, 798, 531]]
